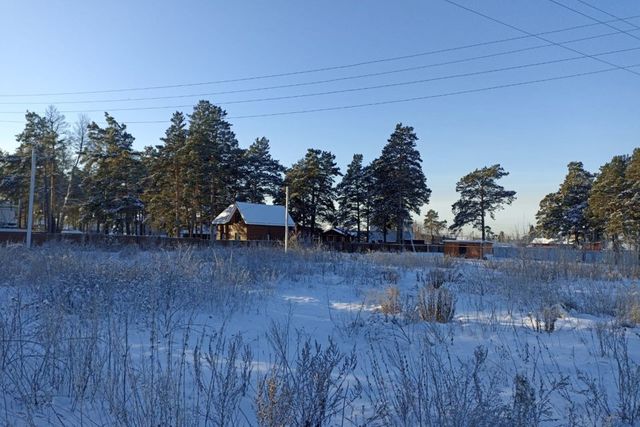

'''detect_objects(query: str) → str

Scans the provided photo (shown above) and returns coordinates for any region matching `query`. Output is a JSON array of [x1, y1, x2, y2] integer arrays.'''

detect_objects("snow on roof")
[[531, 237, 556, 245], [212, 202, 295, 227], [323, 227, 355, 236]]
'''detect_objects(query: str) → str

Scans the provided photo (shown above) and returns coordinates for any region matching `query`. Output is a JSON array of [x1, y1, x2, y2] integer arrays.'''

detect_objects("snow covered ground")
[[0, 244, 638, 426]]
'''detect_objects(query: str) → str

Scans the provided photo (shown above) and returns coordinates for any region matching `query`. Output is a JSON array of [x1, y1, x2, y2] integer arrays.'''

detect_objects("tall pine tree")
[[450, 164, 516, 242], [336, 154, 368, 241], [82, 114, 145, 234], [370, 123, 431, 243], [144, 112, 189, 236], [185, 100, 243, 235], [625, 148, 640, 251], [588, 155, 628, 251], [281, 149, 340, 239], [237, 137, 284, 203]]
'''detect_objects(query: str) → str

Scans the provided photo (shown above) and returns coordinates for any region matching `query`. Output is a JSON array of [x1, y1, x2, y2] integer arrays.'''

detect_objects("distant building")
[[212, 201, 295, 241], [322, 227, 354, 243], [367, 228, 414, 244], [443, 239, 493, 259], [0, 203, 18, 228], [529, 237, 557, 247]]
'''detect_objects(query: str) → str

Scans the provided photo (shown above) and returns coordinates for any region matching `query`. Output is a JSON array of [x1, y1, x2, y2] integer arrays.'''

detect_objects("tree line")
[[535, 154, 640, 251], [0, 100, 520, 242]]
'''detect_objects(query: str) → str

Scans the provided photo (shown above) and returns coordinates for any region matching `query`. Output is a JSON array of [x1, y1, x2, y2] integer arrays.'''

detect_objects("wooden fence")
[[0, 230, 446, 252]]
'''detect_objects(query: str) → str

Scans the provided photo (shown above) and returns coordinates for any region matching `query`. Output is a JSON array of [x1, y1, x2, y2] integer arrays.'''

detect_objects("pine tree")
[[625, 148, 640, 251], [535, 192, 563, 238], [82, 114, 145, 234], [185, 100, 242, 235], [10, 108, 70, 233], [237, 137, 284, 203], [450, 164, 516, 242], [59, 115, 90, 232], [535, 161, 594, 244], [558, 161, 594, 244], [336, 154, 367, 241], [371, 123, 431, 243], [588, 155, 628, 251], [144, 112, 189, 236], [423, 209, 447, 243], [281, 149, 340, 238]]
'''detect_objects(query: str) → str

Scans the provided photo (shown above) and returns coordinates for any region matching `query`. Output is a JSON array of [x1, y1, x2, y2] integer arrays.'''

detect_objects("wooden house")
[[322, 227, 354, 243], [212, 202, 295, 241], [443, 240, 493, 259]]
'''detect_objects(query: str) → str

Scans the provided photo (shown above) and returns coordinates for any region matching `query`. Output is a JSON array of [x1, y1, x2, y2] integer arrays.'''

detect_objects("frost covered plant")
[[615, 285, 640, 327], [365, 341, 508, 426], [416, 285, 455, 323], [379, 286, 402, 315], [192, 329, 253, 427], [511, 374, 537, 425], [528, 304, 564, 333], [256, 321, 359, 427]]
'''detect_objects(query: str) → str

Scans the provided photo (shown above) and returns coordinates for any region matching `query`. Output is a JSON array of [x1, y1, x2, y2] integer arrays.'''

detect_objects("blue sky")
[[1, 0, 639, 235]]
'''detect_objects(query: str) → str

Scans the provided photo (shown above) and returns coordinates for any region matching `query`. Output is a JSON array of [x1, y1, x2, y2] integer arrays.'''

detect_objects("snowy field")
[[0, 244, 639, 426]]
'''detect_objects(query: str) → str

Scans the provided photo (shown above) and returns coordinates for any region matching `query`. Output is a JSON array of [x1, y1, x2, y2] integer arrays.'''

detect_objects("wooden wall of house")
[[444, 242, 493, 259], [216, 223, 292, 241], [246, 224, 291, 241], [216, 223, 248, 240]]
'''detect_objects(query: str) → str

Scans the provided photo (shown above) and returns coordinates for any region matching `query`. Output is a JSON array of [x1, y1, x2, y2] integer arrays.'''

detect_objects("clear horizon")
[[1, 0, 638, 235]]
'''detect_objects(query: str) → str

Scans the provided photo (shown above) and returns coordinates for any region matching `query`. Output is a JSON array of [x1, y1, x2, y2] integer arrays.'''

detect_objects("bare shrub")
[[365, 341, 509, 426], [575, 329, 640, 425], [512, 374, 537, 425], [379, 286, 402, 316], [528, 304, 564, 333], [416, 285, 455, 323], [615, 285, 640, 327], [192, 328, 253, 427], [256, 321, 359, 427], [611, 330, 640, 424]]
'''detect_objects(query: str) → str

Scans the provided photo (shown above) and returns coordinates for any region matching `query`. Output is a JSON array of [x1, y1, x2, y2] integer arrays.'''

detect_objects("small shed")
[[443, 240, 493, 259], [212, 202, 295, 241]]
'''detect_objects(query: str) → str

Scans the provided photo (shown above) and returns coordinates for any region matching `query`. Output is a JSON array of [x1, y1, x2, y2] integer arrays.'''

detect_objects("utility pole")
[[284, 186, 289, 253], [26, 142, 37, 248]]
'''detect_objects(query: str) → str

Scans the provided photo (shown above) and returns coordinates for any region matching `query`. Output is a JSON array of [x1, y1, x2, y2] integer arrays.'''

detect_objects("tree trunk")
[[356, 204, 361, 242]]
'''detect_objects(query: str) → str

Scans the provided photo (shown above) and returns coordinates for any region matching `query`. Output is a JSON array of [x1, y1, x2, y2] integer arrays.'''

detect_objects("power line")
[[546, 0, 640, 42], [2, 61, 636, 124], [442, 0, 640, 77], [1, 13, 639, 98], [226, 63, 640, 119], [575, 0, 640, 30], [1, 28, 637, 107], [0, 45, 637, 115]]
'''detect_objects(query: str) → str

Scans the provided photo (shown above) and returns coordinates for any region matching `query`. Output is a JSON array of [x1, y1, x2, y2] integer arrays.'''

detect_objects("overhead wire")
[[0, 13, 639, 97], [1, 61, 637, 123], [0, 44, 638, 115], [0, 27, 638, 106], [0, 2, 637, 124], [442, 0, 640, 77], [546, 0, 640, 41], [225, 63, 640, 119], [575, 0, 640, 30]]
